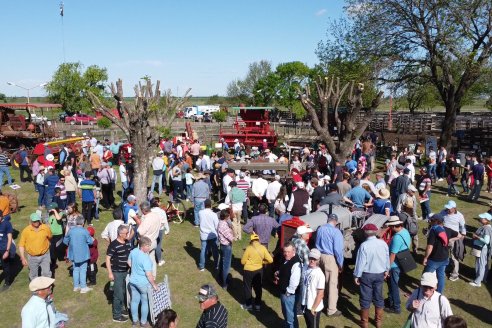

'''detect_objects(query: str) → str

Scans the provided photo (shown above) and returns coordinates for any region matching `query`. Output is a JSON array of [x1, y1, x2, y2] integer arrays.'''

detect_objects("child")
[[86, 226, 99, 286], [55, 178, 68, 210], [185, 167, 194, 201]]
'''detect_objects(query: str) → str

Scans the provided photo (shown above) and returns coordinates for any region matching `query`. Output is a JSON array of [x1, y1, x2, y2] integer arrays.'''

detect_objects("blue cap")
[[478, 212, 492, 221]]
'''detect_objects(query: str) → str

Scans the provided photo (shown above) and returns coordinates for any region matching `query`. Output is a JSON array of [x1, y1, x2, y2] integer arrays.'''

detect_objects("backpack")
[[399, 212, 418, 236], [14, 151, 23, 165]]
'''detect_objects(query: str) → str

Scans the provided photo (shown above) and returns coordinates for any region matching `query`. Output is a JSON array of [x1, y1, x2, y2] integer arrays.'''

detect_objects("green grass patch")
[[1, 165, 491, 327]]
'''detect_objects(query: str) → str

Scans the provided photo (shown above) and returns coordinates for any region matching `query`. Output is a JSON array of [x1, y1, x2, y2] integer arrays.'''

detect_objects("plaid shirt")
[[243, 214, 279, 245], [217, 220, 234, 246], [292, 236, 310, 265]]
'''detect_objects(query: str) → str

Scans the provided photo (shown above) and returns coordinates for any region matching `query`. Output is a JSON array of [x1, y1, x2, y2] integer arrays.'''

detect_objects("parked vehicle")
[[30, 113, 48, 123], [64, 113, 96, 125], [59, 111, 73, 122], [184, 105, 220, 120]]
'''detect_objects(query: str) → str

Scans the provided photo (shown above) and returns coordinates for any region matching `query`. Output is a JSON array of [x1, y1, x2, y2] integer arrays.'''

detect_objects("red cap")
[[363, 223, 378, 231], [87, 226, 95, 237]]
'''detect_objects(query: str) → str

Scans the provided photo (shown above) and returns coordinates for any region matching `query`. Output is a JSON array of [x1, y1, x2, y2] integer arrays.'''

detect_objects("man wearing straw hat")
[[21, 276, 57, 327], [384, 215, 411, 315], [372, 188, 393, 217]]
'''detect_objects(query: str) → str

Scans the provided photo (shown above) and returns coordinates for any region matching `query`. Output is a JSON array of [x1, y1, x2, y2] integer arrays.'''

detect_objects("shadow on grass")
[[0, 254, 23, 286], [449, 298, 492, 325]]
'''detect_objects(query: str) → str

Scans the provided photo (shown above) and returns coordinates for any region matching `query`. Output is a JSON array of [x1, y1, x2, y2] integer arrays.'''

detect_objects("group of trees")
[[39, 0, 492, 197]]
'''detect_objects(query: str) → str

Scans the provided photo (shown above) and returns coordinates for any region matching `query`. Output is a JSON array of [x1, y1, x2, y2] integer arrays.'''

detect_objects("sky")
[[1, 0, 345, 98]]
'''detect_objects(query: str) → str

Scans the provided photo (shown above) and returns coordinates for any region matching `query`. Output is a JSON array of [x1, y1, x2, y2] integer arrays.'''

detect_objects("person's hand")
[[472, 233, 478, 240], [338, 266, 343, 273], [354, 277, 360, 286], [108, 272, 114, 281], [2, 250, 8, 260], [412, 299, 420, 310], [152, 284, 158, 291], [311, 308, 317, 316], [423, 257, 428, 266], [384, 271, 389, 280], [21, 257, 28, 266]]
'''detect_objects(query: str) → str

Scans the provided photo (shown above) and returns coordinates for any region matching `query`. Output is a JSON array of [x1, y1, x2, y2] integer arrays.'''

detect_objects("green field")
[[1, 166, 491, 328]]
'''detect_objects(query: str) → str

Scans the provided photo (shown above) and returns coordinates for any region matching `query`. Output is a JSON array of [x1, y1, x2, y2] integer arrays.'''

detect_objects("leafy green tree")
[[206, 94, 222, 105], [0, 93, 6, 103], [226, 60, 272, 103], [46, 62, 108, 113], [212, 111, 227, 122], [323, 0, 492, 147], [97, 117, 112, 128]]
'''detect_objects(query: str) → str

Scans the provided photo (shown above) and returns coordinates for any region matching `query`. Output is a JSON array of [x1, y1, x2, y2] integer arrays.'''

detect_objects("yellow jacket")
[[241, 241, 273, 271]]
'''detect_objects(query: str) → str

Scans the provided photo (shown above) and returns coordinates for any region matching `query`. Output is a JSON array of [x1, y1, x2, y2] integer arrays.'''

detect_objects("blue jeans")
[[424, 258, 449, 293], [112, 271, 128, 318], [194, 199, 205, 226], [199, 238, 219, 270], [186, 184, 193, 199], [37, 184, 45, 206], [151, 174, 162, 195], [420, 200, 431, 220], [428, 164, 436, 180], [0, 166, 12, 188], [129, 282, 150, 325], [268, 200, 275, 219], [439, 162, 446, 179], [122, 181, 129, 200], [280, 293, 298, 328], [44, 192, 54, 207], [219, 244, 232, 287], [387, 267, 401, 312], [155, 229, 164, 263], [73, 260, 88, 289], [359, 272, 384, 309]]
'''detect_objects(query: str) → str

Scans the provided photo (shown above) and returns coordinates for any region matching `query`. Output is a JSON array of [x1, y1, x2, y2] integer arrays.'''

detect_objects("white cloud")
[[315, 8, 327, 16]]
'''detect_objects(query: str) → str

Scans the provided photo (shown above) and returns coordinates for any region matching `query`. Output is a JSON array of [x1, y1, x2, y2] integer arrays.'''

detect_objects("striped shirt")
[[0, 153, 8, 166], [236, 179, 250, 197], [196, 302, 228, 328], [106, 239, 132, 272], [217, 220, 234, 246]]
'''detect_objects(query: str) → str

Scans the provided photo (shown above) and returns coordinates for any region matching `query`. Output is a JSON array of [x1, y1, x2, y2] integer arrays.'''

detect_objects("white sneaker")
[[73, 287, 81, 292], [449, 276, 459, 282], [80, 287, 93, 293], [158, 260, 166, 266], [469, 282, 481, 287], [438, 178, 443, 182]]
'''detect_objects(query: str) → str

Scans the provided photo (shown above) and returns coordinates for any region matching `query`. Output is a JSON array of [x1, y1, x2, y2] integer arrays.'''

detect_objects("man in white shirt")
[[251, 174, 269, 216], [137, 201, 162, 278], [222, 169, 235, 195], [101, 207, 132, 242], [265, 175, 282, 217], [119, 164, 128, 200], [151, 152, 165, 196], [198, 200, 219, 271], [440, 201, 466, 282], [302, 249, 325, 328]]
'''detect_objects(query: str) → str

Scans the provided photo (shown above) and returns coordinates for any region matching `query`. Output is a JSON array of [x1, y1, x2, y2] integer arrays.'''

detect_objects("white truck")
[[184, 105, 220, 121]]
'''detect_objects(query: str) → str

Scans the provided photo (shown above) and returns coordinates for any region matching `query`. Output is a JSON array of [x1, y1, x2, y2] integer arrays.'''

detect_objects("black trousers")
[[243, 268, 263, 306], [101, 183, 114, 208], [0, 249, 12, 285], [87, 262, 98, 284], [82, 201, 94, 225], [20, 165, 32, 182], [303, 307, 321, 328]]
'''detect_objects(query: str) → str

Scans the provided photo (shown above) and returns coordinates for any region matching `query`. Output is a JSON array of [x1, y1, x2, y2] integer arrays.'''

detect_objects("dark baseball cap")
[[196, 284, 218, 302], [327, 213, 338, 221]]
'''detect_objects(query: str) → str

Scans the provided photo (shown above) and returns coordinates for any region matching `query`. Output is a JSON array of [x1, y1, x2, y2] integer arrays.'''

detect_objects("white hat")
[[234, 139, 239, 142], [82, 132, 87, 136], [420, 272, 438, 288], [296, 225, 313, 235], [29, 276, 55, 292], [264, 149, 270, 153], [46, 154, 54, 161], [274, 175, 281, 181], [71, 133, 77, 137], [322, 175, 331, 181], [386, 215, 403, 226], [478, 212, 492, 221], [407, 185, 418, 193], [263, 139, 267, 142], [296, 181, 305, 189], [444, 200, 457, 209]]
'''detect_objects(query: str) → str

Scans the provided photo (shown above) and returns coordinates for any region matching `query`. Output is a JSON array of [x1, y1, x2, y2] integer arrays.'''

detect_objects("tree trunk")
[[132, 141, 151, 203], [439, 103, 457, 149]]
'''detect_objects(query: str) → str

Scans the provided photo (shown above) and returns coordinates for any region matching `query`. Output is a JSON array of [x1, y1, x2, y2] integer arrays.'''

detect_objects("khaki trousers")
[[232, 210, 242, 241], [319, 254, 339, 315]]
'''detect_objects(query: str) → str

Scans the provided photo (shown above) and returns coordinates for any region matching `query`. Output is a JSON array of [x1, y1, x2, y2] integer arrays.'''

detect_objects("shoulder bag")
[[395, 235, 417, 273]]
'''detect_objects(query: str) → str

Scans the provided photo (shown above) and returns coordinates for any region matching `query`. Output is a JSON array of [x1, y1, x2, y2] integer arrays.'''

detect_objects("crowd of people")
[[1, 133, 490, 327]]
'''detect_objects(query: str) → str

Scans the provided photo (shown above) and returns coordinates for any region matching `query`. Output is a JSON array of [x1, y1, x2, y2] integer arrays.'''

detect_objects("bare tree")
[[300, 76, 383, 162], [88, 78, 191, 202]]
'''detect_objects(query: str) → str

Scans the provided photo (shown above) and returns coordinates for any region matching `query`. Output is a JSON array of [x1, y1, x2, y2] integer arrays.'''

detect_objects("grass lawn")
[[1, 167, 492, 328]]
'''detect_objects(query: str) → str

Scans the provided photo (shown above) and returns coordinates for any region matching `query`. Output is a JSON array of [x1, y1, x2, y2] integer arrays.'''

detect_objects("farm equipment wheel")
[[165, 200, 186, 224]]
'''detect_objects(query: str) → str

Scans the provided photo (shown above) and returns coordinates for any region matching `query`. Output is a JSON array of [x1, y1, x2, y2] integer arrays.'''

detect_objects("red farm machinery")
[[219, 106, 278, 148]]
